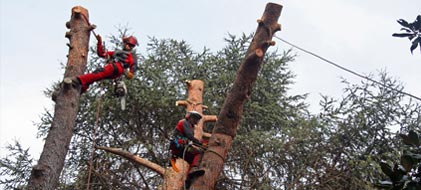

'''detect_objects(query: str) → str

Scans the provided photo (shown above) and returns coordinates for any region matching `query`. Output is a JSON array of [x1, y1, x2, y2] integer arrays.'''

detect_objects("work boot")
[[187, 167, 205, 179]]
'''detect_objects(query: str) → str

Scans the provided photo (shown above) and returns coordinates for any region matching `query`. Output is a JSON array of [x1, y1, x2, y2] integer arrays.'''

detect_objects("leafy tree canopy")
[[1, 31, 420, 189]]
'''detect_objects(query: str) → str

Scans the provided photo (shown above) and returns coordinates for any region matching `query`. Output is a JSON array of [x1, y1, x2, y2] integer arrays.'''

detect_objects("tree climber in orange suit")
[[169, 111, 206, 188], [64, 34, 138, 93]]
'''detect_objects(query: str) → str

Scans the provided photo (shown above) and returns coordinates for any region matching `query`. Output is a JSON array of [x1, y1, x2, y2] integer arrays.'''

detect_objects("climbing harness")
[[81, 14, 130, 110], [169, 135, 191, 173], [172, 135, 190, 149], [182, 143, 191, 190], [80, 11, 129, 109], [169, 136, 225, 170]]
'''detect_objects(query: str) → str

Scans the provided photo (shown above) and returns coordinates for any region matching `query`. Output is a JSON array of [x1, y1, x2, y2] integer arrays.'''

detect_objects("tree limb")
[[95, 146, 165, 176]]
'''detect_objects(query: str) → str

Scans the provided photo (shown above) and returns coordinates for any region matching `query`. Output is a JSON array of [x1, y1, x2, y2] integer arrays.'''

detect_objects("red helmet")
[[123, 36, 138, 47]]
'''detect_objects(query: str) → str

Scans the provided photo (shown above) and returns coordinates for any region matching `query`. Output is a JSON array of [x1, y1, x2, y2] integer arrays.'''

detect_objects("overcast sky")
[[1, 1, 420, 160]]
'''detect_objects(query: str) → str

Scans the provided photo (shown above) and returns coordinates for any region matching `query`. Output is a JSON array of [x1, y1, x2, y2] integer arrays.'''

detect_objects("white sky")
[[1, 1, 420, 161]]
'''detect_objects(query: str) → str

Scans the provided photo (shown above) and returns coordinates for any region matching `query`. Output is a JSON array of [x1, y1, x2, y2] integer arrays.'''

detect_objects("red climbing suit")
[[170, 119, 202, 169], [77, 39, 136, 92]]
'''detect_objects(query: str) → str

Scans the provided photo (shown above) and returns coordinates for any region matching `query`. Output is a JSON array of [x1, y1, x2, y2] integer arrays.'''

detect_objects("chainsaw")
[[114, 76, 127, 110]]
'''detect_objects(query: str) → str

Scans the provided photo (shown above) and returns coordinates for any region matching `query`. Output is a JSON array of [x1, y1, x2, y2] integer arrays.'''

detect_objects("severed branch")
[[95, 146, 165, 176]]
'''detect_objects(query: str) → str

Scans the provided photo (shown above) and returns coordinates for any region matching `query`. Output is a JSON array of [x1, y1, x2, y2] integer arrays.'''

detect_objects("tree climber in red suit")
[[169, 111, 206, 188], [64, 34, 138, 93]]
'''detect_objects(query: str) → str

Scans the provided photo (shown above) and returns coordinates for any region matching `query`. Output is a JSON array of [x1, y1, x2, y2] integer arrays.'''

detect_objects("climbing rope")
[[193, 142, 225, 161], [273, 35, 421, 102], [164, 133, 225, 162], [182, 144, 190, 190], [86, 96, 101, 190]]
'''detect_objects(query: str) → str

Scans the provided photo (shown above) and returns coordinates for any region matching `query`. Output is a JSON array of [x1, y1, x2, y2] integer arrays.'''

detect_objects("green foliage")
[[0, 141, 33, 190], [377, 130, 421, 189], [288, 72, 421, 189], [64, 33, 306, 189], [392, 15, 421, 54], [2, 29, 421, 189], [400, 131, 420, 147]]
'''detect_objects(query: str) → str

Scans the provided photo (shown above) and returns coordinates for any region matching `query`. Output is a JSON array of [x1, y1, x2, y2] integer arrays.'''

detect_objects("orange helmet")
[[123, 36, 138, 46]]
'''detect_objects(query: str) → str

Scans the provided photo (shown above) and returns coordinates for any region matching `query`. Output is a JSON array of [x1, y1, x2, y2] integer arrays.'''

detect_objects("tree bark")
[[96, 80, 217, 190], [163, 79, 217, 190], [191, 3, 283, 189], [95, 146, 166, 175], [27, 6, 91, 190]]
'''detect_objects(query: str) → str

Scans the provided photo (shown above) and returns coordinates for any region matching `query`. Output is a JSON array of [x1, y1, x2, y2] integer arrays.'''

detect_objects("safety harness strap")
[[172, 135, 190, 149]]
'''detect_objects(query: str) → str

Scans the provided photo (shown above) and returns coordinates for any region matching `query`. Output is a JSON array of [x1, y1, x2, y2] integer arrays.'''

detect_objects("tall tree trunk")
[[191, 3, 283, 189], [96, 80, 216, 190], [163, 80, 216, 190], [27, 6, 92, 190]]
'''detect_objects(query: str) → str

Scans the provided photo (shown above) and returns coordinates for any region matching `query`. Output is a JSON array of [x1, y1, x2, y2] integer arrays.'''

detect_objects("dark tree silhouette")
[[392, 15, 421, 54]]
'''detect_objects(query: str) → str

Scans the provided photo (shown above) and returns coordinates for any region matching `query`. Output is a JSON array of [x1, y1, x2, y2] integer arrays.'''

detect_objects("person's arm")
[[182, 121, 201, 144], [130, 51, 137, 74], [96, 35, 107, 58], [126, 53, 135, 79]]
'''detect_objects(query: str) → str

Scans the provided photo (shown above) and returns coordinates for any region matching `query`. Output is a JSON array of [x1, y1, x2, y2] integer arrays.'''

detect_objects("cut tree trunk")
[[190, 3, 283, 189], [97, 80, 216, 190], [27, 6, 91, 190], [165, 79, 217, 190]]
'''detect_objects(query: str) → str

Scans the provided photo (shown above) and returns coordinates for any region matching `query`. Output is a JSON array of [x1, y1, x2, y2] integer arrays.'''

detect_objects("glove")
[[201, 140, 208, 146], [126, 71, 134, 79], [96, 34, 102, 42]]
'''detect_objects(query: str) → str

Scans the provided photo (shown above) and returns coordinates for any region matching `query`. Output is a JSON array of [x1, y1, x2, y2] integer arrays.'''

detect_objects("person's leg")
[[77, 64, 114, 90], [77, 63, 123, 92], [188, 154, 204, 176]]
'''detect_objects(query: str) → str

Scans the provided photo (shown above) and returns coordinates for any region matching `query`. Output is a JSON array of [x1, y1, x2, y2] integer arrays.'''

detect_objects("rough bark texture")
[[96, 80, 216, 190], [164, 80, 217, 190], [191, 3, 283, 189], [27, 6, 91, 190], [95, 146, 166, 175]]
